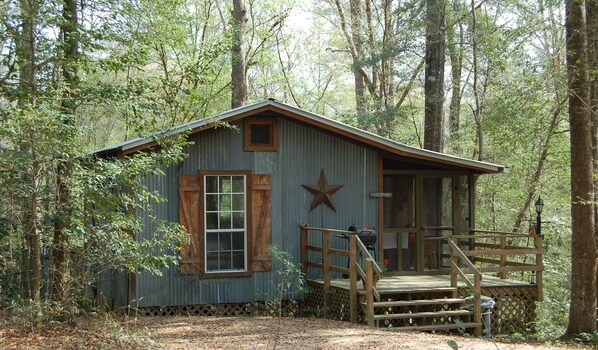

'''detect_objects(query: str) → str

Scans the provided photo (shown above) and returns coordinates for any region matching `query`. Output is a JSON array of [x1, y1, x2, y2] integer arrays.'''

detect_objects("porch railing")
[[451, 230, 544, 300], [299, 224, 383, 324], [448, 239, 482, 336], [299, 224, 543, 330]]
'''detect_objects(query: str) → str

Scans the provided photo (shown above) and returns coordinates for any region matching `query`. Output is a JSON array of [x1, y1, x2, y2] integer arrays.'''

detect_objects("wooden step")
[[363, 298, 466, 308], [372, 309, 471, 320], [358, 287, 456, 296], [386, 322, 482, 332]]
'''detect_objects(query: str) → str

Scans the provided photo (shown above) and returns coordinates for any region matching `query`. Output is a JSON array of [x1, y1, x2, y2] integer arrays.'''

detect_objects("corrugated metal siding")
[[97, 268, 128, 307], [134, 117, 378, 307]]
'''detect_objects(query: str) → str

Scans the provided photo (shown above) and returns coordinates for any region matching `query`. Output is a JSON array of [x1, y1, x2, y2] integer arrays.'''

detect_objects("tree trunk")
[[565, 0, 598, 336], [350, 0, 366, 114], [231, 0, 247, 108], [17, 0, 40, 313], [381, 0, 394, 107], [423, 0, 446, 152], [446, 5, 463, 152], [469, 0, 484, 161], [29, 162, 41, 316], [586, 0, 598, 327], [52, 0, 79, 303]]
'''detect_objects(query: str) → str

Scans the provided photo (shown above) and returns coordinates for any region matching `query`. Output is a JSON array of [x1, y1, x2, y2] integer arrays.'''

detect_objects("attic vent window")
[[251, 124, 271, 144], [244, 117, 278, 152]]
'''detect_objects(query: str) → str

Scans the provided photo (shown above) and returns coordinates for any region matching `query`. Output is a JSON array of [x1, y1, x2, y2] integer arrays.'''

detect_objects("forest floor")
[[0, 315, 594, 350]]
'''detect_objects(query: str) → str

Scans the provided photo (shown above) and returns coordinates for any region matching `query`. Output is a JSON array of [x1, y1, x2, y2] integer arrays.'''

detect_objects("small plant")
[[447, 340, 459, 350], [574, 332, 598, 344], [267, 244, 307, 317], [380, 258, 390, 276], [511, 332, 524, 340], [454, 319, 468, 335]]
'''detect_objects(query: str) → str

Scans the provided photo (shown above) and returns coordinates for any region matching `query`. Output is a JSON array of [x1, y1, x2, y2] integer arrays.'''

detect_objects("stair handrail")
[[448, 238, 482, 336], [299, 224, 382, 324], [355, 237, 383, 275], [352, 234, 383, 327]]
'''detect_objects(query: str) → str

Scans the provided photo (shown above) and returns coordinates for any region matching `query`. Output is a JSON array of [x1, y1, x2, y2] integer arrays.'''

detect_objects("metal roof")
[[94, 99, 504, 173]]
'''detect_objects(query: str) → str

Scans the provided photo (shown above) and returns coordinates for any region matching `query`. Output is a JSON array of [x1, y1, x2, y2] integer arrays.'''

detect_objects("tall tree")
[[564, 0, 598, 336], [446, 0, 465, 152], [586, 0, 598, 325], [423, 0, 446, 152], [349, 0, 366, 114], [231, 0, 248, 108], [52, 0, 79, 303], [16, 0, 41, 313]]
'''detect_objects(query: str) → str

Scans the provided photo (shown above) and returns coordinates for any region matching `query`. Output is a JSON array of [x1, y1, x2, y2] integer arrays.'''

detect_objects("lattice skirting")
[[458, 285, 537, 335], [305, 280, 364, 321], [307, 280, 538, 335], [136, 300, 301, 318]]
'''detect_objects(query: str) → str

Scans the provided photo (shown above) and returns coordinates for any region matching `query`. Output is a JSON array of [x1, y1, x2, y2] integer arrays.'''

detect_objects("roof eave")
[[93, 99, 504, 173]]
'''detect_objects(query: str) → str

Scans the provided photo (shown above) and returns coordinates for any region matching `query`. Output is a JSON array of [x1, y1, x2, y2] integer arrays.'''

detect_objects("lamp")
[[535, 196, 544, 236], [535, 196, 544, 215]]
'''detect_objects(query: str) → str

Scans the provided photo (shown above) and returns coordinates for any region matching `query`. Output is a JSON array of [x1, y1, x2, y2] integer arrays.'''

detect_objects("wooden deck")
[[312, 274, 532, 293], [300, 225, 543, 334]]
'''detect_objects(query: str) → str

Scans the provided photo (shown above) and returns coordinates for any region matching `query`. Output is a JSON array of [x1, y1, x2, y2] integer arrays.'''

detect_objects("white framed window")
[[204, 174, 247, 273]]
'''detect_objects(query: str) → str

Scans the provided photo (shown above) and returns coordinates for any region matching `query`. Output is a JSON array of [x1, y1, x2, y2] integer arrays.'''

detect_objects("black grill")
[[348, 225, 377, 245]]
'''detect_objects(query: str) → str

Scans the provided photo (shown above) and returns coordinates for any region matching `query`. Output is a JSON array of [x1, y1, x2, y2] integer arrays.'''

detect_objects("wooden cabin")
[[96, 99, 543, 335]]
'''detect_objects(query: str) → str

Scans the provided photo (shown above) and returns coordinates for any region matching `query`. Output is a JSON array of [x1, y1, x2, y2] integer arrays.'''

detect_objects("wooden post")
[[349, 234, 358, 323], [323, 230, 331, 312], [300, 225, 308, 275], [450, 240, 457, 297], [365, 259, 374, 327], [534, 234, 544, 301], [499, 235, 507, 279], [474, 275, 482, 336]]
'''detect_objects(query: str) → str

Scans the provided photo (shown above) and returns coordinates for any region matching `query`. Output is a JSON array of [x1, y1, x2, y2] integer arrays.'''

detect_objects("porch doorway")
[[381, 172, 472, 275]]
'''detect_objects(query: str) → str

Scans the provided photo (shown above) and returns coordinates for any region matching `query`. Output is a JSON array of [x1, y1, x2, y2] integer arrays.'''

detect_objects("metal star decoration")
[[302, 169, 343, 212]]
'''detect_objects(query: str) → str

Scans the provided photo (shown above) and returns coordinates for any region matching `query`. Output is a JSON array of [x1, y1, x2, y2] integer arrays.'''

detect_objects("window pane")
[[232, 194, 244, 211], [219, 212, 231, 229], [206, 194, 218, 211], [206, 213, 218, 230], [206, 255, 219, 271], [220, 194, 231, 211], [232, 212, 244, 229], [204, 174, 247, 273], [219, 232, 232, 250], [220, 252, 232, 270], [220, 176, 232, 193], [232, 232, 244, 250], [206, 176, 218, 193], [232, 251, 244, 269], [206, 233, 218, 251], [232, 176, 244, 192]]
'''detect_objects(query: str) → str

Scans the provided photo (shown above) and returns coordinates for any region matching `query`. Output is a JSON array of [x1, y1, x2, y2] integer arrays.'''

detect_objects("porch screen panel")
[[458, 176, 471, 229], [383, 175, 416, 272], [205, 175, 247, 272], [456, 175, 473, 252], [422, 177, 452, 269]]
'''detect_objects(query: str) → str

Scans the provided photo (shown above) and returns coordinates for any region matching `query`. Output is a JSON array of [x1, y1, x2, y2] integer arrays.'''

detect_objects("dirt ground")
[[0, 315, 593, 350]]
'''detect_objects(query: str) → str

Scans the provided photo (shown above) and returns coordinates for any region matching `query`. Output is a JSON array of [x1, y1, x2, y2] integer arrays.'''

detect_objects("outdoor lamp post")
[[535, 196, 544, 236]]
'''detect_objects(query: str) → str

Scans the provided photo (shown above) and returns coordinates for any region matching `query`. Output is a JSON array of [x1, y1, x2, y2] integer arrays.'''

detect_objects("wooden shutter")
[[251, 174, 272, 271], [179, 175, 202, 274]]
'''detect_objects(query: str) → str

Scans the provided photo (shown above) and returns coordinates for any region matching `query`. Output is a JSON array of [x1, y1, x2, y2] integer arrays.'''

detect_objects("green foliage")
[[264, 244, 307, 317], [447, 339, 459, 350], [0, 97, 190, 309]]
